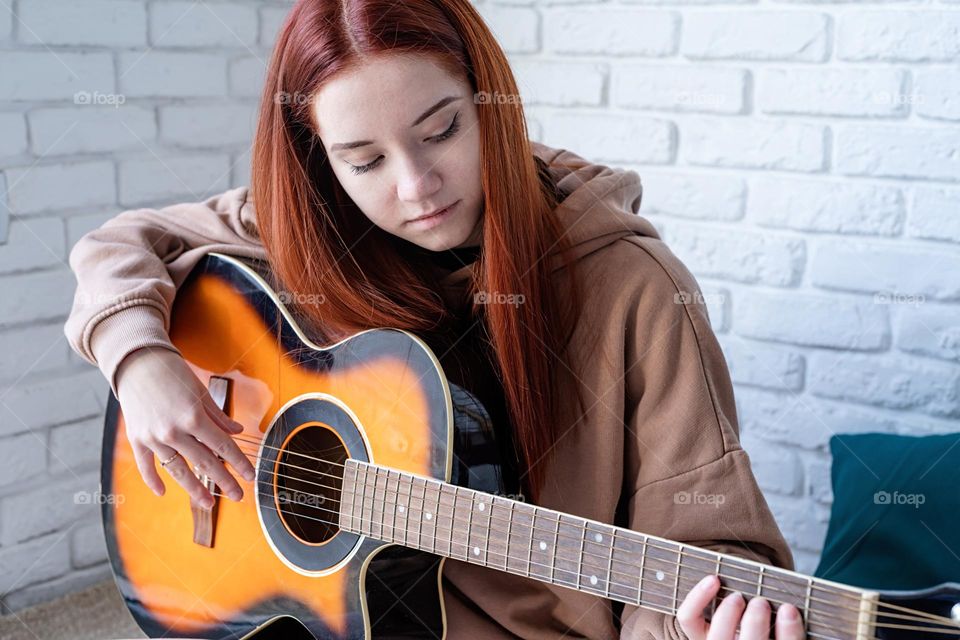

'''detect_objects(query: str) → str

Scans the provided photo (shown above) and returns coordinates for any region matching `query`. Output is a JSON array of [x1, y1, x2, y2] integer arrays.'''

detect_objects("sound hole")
[[275, 425, 347, 545]]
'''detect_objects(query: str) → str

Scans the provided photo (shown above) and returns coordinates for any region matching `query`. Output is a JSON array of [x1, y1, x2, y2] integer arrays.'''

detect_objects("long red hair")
[[250, 0, 583, 502]]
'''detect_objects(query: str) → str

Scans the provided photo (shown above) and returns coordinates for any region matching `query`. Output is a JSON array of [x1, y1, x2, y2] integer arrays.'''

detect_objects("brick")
[[659, 222, 804, 286], [4, 161, 115, 215], [737, 387, 899, 451], [757, 67, 908, 117], [809, 353, 960, 418], [0, 531, 71, 594], [0, 173, 7, 244], [49, 417, 102, 477], [0, 471, 100, 545], [898, 305, 960, 364], [0, 1, 11, 40], [635, 170, 745, 221], [0, 52, 114, 102], [836, 125, 960, 182], [747, 176, 904, 235], [741, 434, 802, 496], [802, 454, 833, 505], [0, 217, 66, 274], [682, 11, 828, 62], [544, 8, 676, 56], [479, 5, 539, 54], [229, 55, 267, 98], [29, 106, 157, 156], [260, 6, 291, 46], [908, 187, 960, 243], [700, 284, 729, 332], [838, 11, 960, 62], [118, 153, 231, 206], [545, 113, 674, 165], [915, 69, 960, 121], [66, 210, 117, 249], [512, 60, 604, 107], [0, 112, 28, 157], [159, 103, 257, 149], [18, 0, 146, 47], [811, 240, 960, 301], [71, 521, 108, 569], [1, 563, 112, 614], [0, 268, 77, 329], [231, 149, 253, 190], [681, 118, 826, 173], [118, 52, 228, 98], [736, 289, 889, 350], [0, 370, 106, 437], [0, 323, 71, 380], [150, 2, 258, 48], [614, 64, 746, 114], [718, 336, 805, 391], [0, 431, 47, 487], [765, 494, 830, 553]]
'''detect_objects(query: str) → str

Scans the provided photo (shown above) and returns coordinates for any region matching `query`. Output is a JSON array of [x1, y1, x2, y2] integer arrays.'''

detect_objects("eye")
[[347, 113, 462, 176]]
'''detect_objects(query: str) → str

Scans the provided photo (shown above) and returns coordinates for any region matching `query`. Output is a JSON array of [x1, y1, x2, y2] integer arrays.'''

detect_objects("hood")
[[440, 141, 658, 288]]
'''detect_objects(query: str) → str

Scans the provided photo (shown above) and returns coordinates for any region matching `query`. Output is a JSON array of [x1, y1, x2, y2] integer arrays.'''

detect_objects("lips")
[[409, 201, 458, 224]]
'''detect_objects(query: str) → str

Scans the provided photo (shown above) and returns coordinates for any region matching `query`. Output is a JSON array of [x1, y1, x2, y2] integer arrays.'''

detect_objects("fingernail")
[[699, 575, 715, 589], [229, 489, 242, 501], [243, 468, 255, 481], [783, 605, 799, 621]]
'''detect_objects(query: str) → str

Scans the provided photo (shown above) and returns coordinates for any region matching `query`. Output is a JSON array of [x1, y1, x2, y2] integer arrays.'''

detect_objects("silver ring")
[[159, 452, 181, 468]]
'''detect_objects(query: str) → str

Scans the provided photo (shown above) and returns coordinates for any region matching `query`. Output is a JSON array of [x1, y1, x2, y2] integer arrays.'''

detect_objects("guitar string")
[[206, 486, 960, 638], [196, 446, 959, 635], [222, 437, 956, 628]]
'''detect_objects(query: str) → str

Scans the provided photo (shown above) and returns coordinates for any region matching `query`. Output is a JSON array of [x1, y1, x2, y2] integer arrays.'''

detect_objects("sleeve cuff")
[[88, 304, 183, 398]]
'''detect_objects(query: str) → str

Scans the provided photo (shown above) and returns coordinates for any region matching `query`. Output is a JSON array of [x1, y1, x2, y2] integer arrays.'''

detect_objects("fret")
[[808, 580, 861, 638], [436, 482, 454, 558], [504, 501, 533, 576], [405, 474, 420, 549], [414, 476, 431, 553], [502, 499, 515, 573], [529, 508, 558, 582], [710, 555, 721, 621], [467, 493, 491, 565], [758, 565, 765, 597], [638, 535, 647, 606], [641, 538, 679, 613], [676, 546, 723, 619], [487, 496, 510, 572], [581, 522, 613, 597], [804, 577, 813, 635], [386, 469, 399, 543], [372, 466, 387, 540], [338, 463, 353, 530], [608, 529, 642, 604], [358, 463, 371, 536], [450, 486, 470, 561], [421, 479, 440, 555], [349, 463, 362, 534], [717, 554, 757, 600], [673, 544, 683, 614], [397, 473, 410, 547], [554, 514, 584, 589]]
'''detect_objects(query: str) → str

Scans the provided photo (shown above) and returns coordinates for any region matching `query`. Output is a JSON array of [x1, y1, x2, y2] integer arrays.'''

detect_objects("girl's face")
[[312, 53, 484, 252]]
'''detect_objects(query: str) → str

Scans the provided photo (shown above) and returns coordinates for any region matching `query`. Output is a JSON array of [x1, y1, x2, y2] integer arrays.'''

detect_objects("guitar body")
[[101, 253, 508, 639]]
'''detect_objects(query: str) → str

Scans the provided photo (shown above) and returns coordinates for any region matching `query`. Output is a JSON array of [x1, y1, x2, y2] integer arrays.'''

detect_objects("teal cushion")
[[814, 432, 960, 591]]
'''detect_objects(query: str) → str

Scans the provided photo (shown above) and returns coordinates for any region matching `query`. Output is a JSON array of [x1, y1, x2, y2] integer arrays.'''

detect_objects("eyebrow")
[[329, 95, 461, 152]]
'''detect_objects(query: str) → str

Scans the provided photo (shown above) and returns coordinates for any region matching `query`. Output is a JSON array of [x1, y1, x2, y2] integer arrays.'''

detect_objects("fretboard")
[[338, 460, 876, 640]]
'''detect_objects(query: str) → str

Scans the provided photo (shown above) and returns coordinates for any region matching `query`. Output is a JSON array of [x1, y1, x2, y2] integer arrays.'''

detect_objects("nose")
[[396, 155, 442, 204]]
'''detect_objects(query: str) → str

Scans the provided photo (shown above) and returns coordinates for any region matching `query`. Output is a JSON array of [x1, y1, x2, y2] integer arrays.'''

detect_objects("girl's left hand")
[[675, 575, 806, 640]]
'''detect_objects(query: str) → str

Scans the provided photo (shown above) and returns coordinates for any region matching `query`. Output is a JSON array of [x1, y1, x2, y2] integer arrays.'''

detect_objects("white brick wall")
[[1, 0, 957, 615], [486, 0, 960, 575], [0, 0, 292, 614]]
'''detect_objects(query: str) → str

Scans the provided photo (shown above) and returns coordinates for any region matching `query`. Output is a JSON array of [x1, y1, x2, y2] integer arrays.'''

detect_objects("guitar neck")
[[338, 460, 877, 640]]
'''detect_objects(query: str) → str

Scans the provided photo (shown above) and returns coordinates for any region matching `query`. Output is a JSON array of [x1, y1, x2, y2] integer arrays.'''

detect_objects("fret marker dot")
[[656, 570, 665, 581], [398, 505, 405, 513], [595, 533, 603, 543], [478, 502, 485, 511], [539, 541, 547, 551], [590, 575, 598, 586], [425, 513, 432, 520], [473, 546, 480, 556]]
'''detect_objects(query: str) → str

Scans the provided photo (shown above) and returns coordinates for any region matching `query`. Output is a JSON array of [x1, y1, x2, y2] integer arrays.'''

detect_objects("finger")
[[677, 575, 720, 640], [193, 412, 256, 482], [706, 592, 746, 640], [154, 443, 215, 508], [169, 432, 246, 502], [775, 604, 805, 640], [739, 597, 771, 640], [202, 394, 244, 434], [132, 440, 165, 496]]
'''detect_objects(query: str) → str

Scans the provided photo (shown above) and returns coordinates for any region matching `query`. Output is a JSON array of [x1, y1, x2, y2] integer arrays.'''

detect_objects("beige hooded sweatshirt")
[[64, 141, 794, 639]]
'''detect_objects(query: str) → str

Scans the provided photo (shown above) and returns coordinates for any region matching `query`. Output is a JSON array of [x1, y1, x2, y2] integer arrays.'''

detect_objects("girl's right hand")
[[115, 346, 256, 508]]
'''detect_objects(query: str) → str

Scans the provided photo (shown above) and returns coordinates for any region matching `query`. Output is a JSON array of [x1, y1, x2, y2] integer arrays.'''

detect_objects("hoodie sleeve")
[[63, 186, 267, 397], [616, 237, 794, 640]]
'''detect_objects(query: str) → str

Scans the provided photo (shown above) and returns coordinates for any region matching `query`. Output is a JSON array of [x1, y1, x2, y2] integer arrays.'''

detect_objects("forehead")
[[312, 54, 467, 140]]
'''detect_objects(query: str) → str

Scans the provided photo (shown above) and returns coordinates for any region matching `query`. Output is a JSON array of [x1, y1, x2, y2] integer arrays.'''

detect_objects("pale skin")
[[115, 51, 804, 639]]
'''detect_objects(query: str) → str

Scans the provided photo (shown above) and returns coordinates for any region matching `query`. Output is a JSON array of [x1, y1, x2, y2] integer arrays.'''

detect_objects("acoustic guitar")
[[99, 252, 960, 639]]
